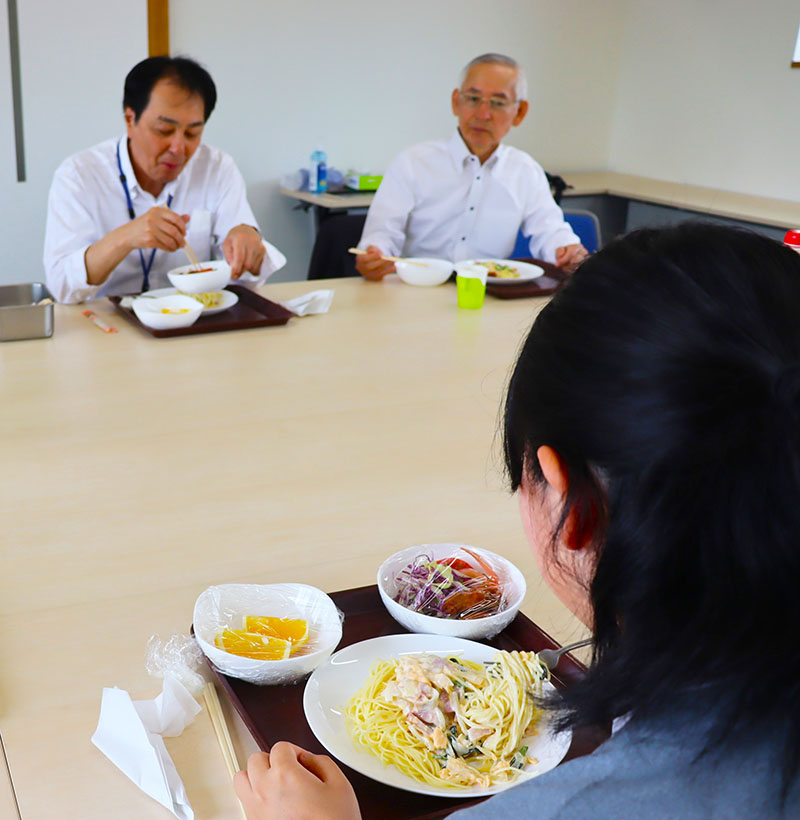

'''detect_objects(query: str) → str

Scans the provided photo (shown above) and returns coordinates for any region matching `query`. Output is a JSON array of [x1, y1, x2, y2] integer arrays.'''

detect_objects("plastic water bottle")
[[309, 149, 327, 194]]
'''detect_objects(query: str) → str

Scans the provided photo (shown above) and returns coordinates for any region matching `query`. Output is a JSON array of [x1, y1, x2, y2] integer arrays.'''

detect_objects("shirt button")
[[461, 236, 466, 241], [469, 207, 474, 211], [476, 176, 481, 180]]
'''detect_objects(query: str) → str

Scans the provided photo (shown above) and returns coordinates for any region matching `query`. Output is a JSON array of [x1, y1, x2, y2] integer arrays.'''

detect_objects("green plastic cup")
[[456, 273, 487, 309]]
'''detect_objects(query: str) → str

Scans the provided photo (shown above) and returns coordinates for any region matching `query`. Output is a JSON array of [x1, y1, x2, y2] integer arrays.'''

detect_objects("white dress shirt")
[[358, 130, 579, 263], [44, 137, 287, 303]]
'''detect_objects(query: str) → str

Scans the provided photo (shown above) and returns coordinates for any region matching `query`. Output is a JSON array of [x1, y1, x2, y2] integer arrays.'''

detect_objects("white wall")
[[0, 1, 146, 287], [609, 0, 800, 200], [170, 0, 627, 281]]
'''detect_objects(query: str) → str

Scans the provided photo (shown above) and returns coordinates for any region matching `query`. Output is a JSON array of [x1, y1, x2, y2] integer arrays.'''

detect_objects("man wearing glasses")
[[356, 53, 586, 280]]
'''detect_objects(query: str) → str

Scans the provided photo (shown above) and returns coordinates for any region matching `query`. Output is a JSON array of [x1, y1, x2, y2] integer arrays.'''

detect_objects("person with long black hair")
[[234, 223, 800, 819]]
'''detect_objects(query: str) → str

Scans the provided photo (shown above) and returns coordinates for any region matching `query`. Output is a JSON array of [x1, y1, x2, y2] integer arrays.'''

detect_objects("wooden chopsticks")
[[164, 203, 203, 271], [203, 682, 247, 818], [347, 247, 429, 267], [183, 239, 203, 272], [204, 682, 239, 778]]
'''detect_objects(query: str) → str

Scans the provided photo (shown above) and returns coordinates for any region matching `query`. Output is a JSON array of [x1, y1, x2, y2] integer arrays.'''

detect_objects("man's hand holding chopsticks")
[[84, 207, 190, 286], [126, 206, 190, 252], [355, 245, 395, 280]]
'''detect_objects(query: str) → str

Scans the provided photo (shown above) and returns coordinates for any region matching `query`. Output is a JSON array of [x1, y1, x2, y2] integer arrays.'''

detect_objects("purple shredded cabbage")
[[392, 553, 507, 620]]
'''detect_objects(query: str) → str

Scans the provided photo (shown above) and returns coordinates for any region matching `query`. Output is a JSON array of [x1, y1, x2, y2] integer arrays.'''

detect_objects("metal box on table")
[[0, 283, 54, 341]]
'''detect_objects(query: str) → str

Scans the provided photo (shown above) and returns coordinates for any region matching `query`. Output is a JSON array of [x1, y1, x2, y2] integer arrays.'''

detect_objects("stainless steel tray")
[[0, 283, 54, 341]]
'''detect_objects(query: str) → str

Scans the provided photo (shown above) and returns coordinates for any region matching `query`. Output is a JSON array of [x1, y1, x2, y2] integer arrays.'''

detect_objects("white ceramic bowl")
[[394, 258, 453, 287], [193, 583, 343, 685], [377, 543, 526, 640], [167, 260, 231, 295], [131, 293, 203, 330]]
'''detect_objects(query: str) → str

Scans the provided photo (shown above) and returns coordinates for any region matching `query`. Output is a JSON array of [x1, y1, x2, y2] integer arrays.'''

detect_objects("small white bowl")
[[167, 260, 231, 295], [131, 294, 203, 330], [377, 543, 526, 640], [193, 583, 343, 685], [394, 258, 453, 287]]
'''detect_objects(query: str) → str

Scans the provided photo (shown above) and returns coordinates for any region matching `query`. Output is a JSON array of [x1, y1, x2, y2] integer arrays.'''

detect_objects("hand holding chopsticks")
[[347, 247, 428, 267]]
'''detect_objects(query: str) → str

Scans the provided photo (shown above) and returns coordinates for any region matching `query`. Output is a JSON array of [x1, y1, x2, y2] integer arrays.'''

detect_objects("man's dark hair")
[[504, 222, 800, 798], [123, 56, 217, 122]]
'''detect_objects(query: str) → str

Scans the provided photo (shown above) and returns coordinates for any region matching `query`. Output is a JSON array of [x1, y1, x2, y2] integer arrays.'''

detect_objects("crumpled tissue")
[[280, 289, 334, 316], [91, 675, 201, 820]]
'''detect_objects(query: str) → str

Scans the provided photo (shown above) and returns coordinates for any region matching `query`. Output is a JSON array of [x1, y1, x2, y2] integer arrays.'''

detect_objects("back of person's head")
[[458, 53, 527, 101], [504, 222, 800, 788], [123, 56, 217, 122]]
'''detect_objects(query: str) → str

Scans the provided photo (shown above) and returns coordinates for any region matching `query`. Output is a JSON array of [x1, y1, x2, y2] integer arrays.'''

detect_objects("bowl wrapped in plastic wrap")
[[193, 583, 343, 685]]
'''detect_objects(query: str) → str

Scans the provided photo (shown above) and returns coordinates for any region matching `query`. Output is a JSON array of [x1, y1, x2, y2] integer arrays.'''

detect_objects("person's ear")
[[512, 99, 529, 127], [124, 107, 136, 131], [451, 88, 461, 116], [537, 445, 594, 552], [537, 445, 567, 494]]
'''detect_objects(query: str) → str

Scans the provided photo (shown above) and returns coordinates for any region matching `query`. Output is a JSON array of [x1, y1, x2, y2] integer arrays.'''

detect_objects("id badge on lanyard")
[[116, 139, 173, 292]]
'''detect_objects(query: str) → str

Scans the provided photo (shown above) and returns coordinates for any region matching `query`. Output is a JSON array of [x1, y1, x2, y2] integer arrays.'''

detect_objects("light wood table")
[[0, 277, 585, 819]]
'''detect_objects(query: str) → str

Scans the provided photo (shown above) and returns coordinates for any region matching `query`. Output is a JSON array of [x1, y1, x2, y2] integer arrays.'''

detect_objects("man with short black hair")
[[44, 56, 285, 303], [356, 54, 586, 280]]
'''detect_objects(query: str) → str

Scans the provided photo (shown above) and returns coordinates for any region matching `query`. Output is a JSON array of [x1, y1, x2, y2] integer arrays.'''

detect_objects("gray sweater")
[[451, 701, 799, 819]]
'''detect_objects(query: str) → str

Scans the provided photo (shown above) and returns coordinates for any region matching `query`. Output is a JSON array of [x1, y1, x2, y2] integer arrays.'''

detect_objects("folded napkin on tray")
[[92, 676, 201, 820], [279, 289, 334, 316]]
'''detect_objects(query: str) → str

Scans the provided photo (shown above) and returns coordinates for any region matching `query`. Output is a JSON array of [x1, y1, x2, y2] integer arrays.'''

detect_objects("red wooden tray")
[[203, 585, 608, 820], [109, 284, 294, 337]]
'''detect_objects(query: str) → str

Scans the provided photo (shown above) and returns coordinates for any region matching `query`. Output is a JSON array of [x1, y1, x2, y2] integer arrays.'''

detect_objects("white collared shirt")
[[43, 137, 286, 303], [358, 130, 579, 263]]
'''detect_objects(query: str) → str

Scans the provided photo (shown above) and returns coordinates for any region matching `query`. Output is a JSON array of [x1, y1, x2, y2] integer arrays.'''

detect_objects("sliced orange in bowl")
[[214, 628, 292, 660], [244, 616, 310, 648]]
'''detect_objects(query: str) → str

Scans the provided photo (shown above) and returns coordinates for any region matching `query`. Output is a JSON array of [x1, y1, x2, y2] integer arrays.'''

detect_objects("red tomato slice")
[[439, 557, 472, 572]]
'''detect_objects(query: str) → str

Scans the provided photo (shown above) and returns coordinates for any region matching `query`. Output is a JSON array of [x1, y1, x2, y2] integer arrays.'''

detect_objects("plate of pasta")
[[303, 634, 571, 797], [141, 287, 239, 314], [455, 259, 544, 284]]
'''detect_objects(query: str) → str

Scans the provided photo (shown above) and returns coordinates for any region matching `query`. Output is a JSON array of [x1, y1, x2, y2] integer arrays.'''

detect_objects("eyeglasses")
[[458, 92, 518, 111]]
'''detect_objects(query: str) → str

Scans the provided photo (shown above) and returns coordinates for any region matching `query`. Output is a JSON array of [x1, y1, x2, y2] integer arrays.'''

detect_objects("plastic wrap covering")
[[193, 583, 344, 685], [145, 633, 206, 696]]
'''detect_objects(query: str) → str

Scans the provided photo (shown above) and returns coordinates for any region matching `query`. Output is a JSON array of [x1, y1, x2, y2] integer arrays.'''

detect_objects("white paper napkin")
[[280, 289, 334, 316], [91, 676, 201, 820]]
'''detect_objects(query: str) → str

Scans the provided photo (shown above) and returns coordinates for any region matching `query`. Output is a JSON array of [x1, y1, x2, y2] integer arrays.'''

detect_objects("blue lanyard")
[[116, 139, 173, 292]]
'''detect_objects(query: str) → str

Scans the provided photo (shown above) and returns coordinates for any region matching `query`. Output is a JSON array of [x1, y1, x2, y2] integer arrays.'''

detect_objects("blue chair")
[[512, 208, 601, 257]]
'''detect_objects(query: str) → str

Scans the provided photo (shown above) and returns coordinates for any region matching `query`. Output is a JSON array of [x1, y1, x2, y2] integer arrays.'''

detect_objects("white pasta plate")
[[456, 259, 544, 285], [136, 287, 238, 315], [302, 633, 571, 797]]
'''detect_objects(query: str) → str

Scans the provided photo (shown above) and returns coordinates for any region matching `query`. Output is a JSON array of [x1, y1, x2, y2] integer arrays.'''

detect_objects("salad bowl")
[[377, 543, 526, 640]]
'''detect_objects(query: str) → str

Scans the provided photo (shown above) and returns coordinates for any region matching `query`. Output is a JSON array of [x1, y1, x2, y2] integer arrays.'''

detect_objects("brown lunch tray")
[[485, 258, 569, 300], [447, 259, 569, 300], [203, 584, 608, 820], [108, 284, 294, 338]]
